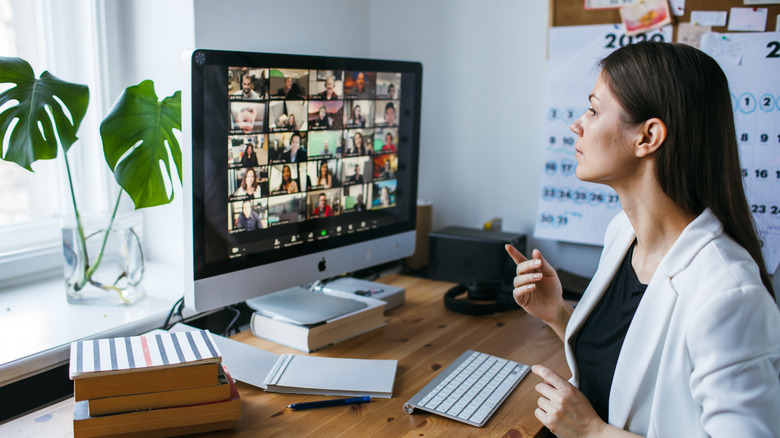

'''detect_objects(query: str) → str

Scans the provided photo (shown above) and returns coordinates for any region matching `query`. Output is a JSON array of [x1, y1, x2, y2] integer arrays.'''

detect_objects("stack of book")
[[69, 330, 241, 438], [249, 289, 387, 353]]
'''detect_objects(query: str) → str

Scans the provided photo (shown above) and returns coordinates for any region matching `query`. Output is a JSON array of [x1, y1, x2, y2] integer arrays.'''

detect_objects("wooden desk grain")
[[1, 275, 569, 437]]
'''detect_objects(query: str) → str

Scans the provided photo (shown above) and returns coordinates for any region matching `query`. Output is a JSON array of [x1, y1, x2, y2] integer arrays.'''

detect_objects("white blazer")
[[564, 209, 780, 437]]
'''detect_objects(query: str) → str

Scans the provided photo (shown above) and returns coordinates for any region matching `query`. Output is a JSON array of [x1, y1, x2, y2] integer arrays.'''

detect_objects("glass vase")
[[62, 212, 146, 305]]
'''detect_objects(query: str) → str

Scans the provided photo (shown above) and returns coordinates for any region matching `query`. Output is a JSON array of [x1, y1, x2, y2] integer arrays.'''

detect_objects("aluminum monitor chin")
[[182, 49, 422, 313]]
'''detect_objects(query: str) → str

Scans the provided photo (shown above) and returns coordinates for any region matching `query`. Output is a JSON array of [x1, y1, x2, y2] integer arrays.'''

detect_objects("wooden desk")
[[2, 275, 569, 437]]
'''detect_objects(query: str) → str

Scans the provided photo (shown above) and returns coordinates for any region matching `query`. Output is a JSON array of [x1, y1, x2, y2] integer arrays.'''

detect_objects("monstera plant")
[[0, 57, 181, 303]]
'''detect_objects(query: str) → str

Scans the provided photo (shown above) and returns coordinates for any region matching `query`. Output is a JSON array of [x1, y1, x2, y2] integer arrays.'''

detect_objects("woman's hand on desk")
[[532, 365, 608, 438], [505, 246, 572, 340], [532, 365, 643, 438]]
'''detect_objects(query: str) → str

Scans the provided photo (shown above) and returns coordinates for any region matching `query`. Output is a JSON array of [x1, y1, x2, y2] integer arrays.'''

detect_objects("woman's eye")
[[588, 107, 597, 116]]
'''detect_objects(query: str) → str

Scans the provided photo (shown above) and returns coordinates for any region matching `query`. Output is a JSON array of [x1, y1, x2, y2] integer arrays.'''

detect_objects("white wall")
[[365, 1, 600, 277], [102, 0, 195, 265], [192, 0, 371, 57]]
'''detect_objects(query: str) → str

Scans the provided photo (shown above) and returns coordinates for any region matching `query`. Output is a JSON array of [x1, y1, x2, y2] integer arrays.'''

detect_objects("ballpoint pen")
[[287, 396, 371, 410]]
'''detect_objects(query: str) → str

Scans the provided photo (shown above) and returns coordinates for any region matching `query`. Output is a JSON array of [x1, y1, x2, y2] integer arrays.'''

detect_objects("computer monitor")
[[182, 49, 422, 313]]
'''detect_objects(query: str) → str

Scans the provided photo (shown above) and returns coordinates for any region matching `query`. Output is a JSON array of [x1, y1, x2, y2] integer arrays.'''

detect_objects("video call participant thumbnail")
[[345, 71, 376, 99], [342, 184, 368, 212], [371, 180, 396, 209], [270, 68, 308, 100], [229, 67, 268, 99], [267, 193, 307, 226], [307, 131, 339, 159], [310, 71, 343, 100], [373, 155, 396, 180], [342, 156, 373, 185], [344, 130, 372, 156], [231, 167, 267, 199], [375, 100, 399, 127], [308, 189, 341, 219], [344, 100, 374, 128], [230, 102, 266, 134], [306, 159, 340, 189], [228, 134, 267, 167], [309, 101, 344, 130], [372, 128, 398, 153], [280, 132, 308, 163], [269, 163, 302, 195], [376, 72, 401, 99], [230, 199, 266, 232], [268, 101, 307, 132]]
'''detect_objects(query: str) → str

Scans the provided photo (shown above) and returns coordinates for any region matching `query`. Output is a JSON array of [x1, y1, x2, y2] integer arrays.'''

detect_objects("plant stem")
[[62, 150, 90, 291], [85, 189, 122, 281]]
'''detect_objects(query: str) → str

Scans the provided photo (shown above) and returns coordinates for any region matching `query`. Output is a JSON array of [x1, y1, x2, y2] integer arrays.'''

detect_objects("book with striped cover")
[[69, 330, 222, 379]]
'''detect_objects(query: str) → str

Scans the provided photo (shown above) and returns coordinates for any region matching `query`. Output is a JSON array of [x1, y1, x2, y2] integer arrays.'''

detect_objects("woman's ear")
[[635, 118, 666, 157]]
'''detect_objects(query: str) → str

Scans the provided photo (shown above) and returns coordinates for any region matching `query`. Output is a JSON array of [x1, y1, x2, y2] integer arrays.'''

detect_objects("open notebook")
[[169, 323, 396, 398]]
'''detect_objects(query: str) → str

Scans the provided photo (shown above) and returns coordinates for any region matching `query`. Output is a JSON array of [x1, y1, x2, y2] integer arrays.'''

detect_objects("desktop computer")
[[181, 49, 423, 319]]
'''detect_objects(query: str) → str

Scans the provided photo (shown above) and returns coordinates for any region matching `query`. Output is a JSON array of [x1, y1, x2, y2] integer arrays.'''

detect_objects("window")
[[0, 0, 113, 285]]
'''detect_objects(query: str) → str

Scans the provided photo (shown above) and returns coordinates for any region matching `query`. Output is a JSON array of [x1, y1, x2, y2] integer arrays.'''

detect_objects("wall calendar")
[[535, 24, 780, 272]]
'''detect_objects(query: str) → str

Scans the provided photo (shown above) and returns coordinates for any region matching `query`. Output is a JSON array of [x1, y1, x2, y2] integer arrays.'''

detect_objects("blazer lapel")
[[608, 209, 722, 428]]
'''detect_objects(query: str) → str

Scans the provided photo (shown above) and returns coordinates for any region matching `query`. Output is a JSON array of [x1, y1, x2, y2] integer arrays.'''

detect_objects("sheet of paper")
[[744, 0, 780, 5], [619, 0, 672, 35], [669, 0, 686, 16], [676, 22, 711, 48], [728, 7, 768, 31], [690, 10, 729, 27], [700, 32, 747, 65], [535, 24, 672, 246]]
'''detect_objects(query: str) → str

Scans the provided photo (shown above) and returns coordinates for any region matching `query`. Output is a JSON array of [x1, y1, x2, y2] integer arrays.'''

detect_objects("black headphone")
[[444, 282, 520, 316]]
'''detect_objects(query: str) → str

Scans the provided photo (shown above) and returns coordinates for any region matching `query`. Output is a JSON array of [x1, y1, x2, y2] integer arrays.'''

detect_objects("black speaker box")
[[428, 226, 526, 286]]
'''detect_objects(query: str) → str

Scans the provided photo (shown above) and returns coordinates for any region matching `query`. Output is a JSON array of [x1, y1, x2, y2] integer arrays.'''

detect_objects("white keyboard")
[[403, 350, 530, 427]]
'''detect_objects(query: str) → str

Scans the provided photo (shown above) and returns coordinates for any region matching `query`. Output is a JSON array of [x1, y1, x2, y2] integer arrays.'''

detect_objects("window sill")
[[0, 262, 192, 387]]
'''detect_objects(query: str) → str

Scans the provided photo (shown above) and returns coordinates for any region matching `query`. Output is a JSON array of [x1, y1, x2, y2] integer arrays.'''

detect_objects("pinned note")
[[728, 7, 768, 31], [700, 32, 746, 65], [669, 0, 686, 17], [690, 10, 728, 27], [676, 22, 711, 49]]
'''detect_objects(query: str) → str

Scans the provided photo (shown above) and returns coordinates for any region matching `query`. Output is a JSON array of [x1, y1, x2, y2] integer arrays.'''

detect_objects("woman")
[[379, 186, 390, 207], [317, 161, 332, 188], [349, 105, 365, 127], [277, 164, 298, 194], [240, 143, 259, 167], [232, 167, 260, 198], [313, 106, 331, 129], [507, 42, 780, 437], [287, 113, 298, 130], [379, 159, 394, 179], [349, 131, 368, 156]]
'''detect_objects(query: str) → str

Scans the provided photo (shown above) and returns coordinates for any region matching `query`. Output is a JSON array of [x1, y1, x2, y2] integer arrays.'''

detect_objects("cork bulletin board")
[[549, 0, 780, 32]]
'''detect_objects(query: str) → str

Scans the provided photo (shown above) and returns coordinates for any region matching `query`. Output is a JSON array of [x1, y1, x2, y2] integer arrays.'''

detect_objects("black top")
[[574, 242, 647, 422]]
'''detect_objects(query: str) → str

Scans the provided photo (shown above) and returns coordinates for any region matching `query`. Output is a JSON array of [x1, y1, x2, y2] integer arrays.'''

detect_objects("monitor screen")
[[183, 50, 422, 312]]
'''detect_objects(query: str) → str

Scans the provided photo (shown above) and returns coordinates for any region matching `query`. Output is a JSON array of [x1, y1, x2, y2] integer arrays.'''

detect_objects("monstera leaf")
[[100, 80, 181, 209], [0, 57, 89, 170]]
